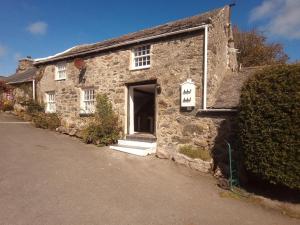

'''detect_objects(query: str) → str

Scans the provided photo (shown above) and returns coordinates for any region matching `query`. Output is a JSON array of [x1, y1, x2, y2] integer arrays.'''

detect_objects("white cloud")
[[0, 45, 6, 58], [249, 0, 282, 22], [249, 0, 300, 39], [27, 21, 48, 35]]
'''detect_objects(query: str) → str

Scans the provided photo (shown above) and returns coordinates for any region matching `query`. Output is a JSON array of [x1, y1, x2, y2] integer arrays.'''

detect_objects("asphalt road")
[[0, 112, 298, 225]]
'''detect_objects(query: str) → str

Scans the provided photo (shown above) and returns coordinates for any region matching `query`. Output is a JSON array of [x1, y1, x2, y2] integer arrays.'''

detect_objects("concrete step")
[[126, 134, 157, 142], [117, 139, 156, 148], [109, 144, 155, 156]]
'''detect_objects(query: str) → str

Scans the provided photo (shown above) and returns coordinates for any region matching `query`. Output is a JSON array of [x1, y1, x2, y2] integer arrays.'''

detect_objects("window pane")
[[133, 45, 151, 68], [83, 89, 95, 113], [46, 92, 56, 112], [56, 63, 67, 79]]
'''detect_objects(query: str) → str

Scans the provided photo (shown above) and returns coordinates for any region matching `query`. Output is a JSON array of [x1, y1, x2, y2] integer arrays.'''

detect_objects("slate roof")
[[5, 67, 37, 84], [211, 67, 264, 109], [34, 6, 226, 64]]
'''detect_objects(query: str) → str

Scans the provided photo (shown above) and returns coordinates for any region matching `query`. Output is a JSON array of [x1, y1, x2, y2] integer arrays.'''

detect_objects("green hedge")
[[239, 64, 300, 190]]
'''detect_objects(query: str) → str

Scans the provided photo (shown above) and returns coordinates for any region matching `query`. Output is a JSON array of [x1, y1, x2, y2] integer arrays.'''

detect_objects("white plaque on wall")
[[180, 79, 196, 108]]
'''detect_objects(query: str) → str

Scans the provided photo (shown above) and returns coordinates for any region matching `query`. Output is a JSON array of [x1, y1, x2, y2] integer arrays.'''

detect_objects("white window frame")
[[55, 62, 67, 80], [80, 89, 95, 114], [45, 91, 56, 113], [131, 45, 151, 70]]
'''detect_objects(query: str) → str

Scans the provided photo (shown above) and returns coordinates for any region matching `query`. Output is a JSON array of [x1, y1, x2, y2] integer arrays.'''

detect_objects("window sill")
[[55, 78, 66, 81], [130, 66, 150, 71], [79, 113, 95, 117]]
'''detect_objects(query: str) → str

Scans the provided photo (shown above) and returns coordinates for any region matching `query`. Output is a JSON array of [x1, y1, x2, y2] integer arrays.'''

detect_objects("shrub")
[[238, 64, 300, 190], [20, 99, 44, 114], [179, 145, 211, 161], [32, 112, 61, 130], [17, 98, 59, 130], [82, 94, 121, 145], [0, 100, 14, 111]]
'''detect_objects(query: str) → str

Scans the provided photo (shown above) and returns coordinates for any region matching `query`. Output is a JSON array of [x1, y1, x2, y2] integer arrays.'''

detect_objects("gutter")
[[203, 25, 208, 110], [32, 79, 36, 101], [34, 24, 209, 65]]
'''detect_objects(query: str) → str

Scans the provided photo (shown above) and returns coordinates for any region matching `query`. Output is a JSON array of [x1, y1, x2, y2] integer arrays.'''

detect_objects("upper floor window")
[[46, 91, 56, 113], [55, 63, 67, 80], [132, 45, 151, 69], [81, 89, 95, 114]]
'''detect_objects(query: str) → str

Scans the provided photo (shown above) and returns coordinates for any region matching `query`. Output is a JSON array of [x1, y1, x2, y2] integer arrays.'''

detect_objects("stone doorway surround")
[[110, 80, 158, 156], [126, 80, 157, 136]]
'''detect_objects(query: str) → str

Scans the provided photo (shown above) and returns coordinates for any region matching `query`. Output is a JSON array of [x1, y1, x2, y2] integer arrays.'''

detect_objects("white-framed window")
[[80, 89, 95, 114], [55, 63, 67, 80], [132, 45, 151, 69], [46, 91, 56, 113]]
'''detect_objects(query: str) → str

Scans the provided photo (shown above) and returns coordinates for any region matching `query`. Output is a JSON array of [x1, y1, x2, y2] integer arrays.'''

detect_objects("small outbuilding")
[[5, 57, 38, 101]]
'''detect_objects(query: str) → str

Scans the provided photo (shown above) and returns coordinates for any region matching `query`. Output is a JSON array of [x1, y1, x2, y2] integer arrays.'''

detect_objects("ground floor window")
[[46, 91, 56, 113], [81, 89, 95, 114]]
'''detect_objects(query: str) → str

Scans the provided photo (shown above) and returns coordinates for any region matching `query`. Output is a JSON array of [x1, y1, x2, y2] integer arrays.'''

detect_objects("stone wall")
[[37, 32, 205, 132], [12, 82, 33, 102], [36, 7, 237, 175], [10, 82, 33, 113], [206, 6, 238, 107], [161, 6, 238, 174]]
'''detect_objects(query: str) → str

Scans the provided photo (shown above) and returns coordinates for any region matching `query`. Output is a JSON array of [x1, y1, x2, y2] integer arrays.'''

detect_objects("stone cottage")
[[33, 5, 241, 172], [4, 57, 38, 108]]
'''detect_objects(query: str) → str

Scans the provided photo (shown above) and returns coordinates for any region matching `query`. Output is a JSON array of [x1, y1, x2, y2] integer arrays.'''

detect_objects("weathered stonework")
[[16, 58, 34, 73], [173, 153, 212, 173], [206, 6, 238, 107], [5, 58, 37, 112], [37, 32, 205, 129], [12, 83, 33, 112], [35, 6, 238, 174]]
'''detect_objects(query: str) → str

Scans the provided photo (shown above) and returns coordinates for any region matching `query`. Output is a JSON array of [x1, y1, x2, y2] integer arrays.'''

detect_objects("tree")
[[233, 26, 288, 67]]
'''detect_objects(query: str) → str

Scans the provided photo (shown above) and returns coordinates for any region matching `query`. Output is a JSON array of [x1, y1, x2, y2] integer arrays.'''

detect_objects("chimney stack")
[[16, 56, 34, 73]]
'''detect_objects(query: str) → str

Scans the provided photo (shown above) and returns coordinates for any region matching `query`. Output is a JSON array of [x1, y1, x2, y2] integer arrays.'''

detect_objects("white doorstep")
[[110, 139, 156, 156]]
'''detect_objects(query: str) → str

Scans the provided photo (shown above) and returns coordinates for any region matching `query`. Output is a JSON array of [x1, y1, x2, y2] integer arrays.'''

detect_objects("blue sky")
[[0, 0, 299, 76]]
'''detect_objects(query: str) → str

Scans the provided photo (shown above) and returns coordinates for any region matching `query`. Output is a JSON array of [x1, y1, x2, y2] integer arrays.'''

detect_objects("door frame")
[[128, 86, 135, 135], [126, 80, 157, 135]]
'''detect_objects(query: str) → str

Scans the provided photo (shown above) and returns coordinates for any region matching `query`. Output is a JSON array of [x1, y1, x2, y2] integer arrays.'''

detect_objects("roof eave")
[[6, 79, 34, 85]]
